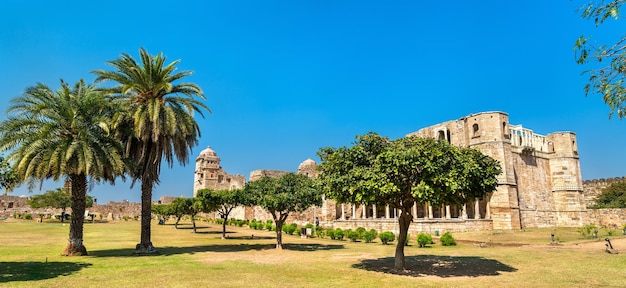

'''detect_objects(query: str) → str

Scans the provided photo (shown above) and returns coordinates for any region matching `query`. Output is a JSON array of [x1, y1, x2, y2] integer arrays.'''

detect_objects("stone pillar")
[[474, 198, 480, 219], [352, 205, 356, 219], [462, 204, 468, 219], [341, 204, 345, 220], [486, 198, 491, 219], [372, 204, 377, 219], [412, 202, 418, 218], [362, 205, 366, 219], [445, 205, 451, 219], [428, 204, 433, 219], [385, 205, 390, 219]]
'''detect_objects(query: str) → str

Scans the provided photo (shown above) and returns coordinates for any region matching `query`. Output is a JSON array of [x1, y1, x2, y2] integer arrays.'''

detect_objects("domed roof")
[[298, 158, 316, 169], [197, 146, 219, 161]]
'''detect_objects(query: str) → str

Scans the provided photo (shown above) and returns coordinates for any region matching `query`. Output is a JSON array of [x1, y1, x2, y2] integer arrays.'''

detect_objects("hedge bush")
[[363, 229, 377, 243], [379, 231, 395, 245], [417, 233, 432, 247], [440, 232, 456, 246]]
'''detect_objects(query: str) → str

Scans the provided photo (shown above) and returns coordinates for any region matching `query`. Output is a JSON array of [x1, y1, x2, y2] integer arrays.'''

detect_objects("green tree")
[[0, 80, 126, 256], [590, 180, 626, 208], [196, 188, 250, 239], [574, 1, 626, 118], [93, 48, 210, 254], [0, 156, 18, 195], [245, 173, 322, 249], [152, 203, 173, 223], [317, 133, 501, 270], [28, 188, 94, 222]]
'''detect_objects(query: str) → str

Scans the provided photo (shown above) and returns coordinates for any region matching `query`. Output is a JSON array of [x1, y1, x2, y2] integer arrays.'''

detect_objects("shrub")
[[265, 220, 273, 231], [379, 231, 395, 244], [216, 218, 224, 225], [607, 229, 616, 236], [440, 232, 456, 246], [326, 228, 335, 239], [363, 229, 377, 243], [578, 224, 597, 238], [305, 223, 314, 229], [405, 233, 411, 246], [282, 223, 298, 235], [122, 215, 131, 221], [347, 230, 359, 242], [355, 227, 366, 239], [315, 227, 325, 238], [333, 228, 345, 240], [417, 233, 432, 247], [24, 213, 33, 220]]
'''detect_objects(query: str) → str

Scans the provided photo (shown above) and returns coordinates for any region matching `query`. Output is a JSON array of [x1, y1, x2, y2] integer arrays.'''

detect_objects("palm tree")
[[0, 80, 126, 255], [94, 48, 210, 254]]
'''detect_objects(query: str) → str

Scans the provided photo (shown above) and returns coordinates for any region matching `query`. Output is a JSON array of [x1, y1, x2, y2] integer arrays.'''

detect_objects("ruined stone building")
[[245, 111, 587, 233], [193, 146, 246, 196], [193, 112, 590, 234]]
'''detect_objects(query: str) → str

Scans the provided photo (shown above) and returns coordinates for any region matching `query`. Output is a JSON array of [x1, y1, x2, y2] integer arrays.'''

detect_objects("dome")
[[196, 146, 219, 161], [298, 158, 316, 170]]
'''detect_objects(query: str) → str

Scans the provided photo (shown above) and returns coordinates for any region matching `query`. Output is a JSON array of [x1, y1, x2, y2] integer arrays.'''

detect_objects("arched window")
[[472, 123, 479, 137]]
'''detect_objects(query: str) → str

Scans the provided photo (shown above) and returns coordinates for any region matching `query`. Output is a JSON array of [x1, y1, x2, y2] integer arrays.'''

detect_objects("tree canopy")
[[28, 188, 94, 221], [196, 188, 250, 239], [590, 180, 626, 208], [0, 156, 18, 195], [574, 0, 626, 119], [0, 79, 125, 256], [93, 48, 210, 254], [317, 132, 501, 270], [245, 173, 322, 249]]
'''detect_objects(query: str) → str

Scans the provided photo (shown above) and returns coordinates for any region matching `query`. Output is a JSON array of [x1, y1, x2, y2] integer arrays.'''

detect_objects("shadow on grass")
[[89, 243, 345, 257], [0, 261, 92, 283], [353, 255, 517, 277]]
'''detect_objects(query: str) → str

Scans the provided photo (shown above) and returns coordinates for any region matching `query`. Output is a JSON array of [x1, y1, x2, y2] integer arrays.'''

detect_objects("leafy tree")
[[590, 180, 626, 208], [0, 156, 18, 195], [93, 48, 210, 254], [28, 188, 94, 222], [0, 80, 125, 256], [169, 197, 206, 232], [28, 189, 71, 221], [152, 203, 173, 223], [574, 1, 626, 118], [196, 188, 250, 239], [317, 132, 501, 270], [245, 173, 322, 249]]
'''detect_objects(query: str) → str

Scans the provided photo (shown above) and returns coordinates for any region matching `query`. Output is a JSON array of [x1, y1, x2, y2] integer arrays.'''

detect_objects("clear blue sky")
[[1, 1, 624, 203]]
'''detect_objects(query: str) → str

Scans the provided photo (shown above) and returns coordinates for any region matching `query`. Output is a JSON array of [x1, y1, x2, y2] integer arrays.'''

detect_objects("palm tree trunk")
[[135, 179, 157, 254], [61, 174, 88, 256]]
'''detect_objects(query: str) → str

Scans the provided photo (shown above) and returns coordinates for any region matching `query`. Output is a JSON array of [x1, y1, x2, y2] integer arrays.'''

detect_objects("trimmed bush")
[[316, 227, 325, 238], [265, 220, 273, 231], [333, 228, 344, 240], [417, 233, 432, 247], [347, 230, 359, 242], [355, 227, 366, 239], [440, 232, 456, 246], [282, 223, 298, 235], [379, 231, 395, 245], [363, 229, 377, 243], [326, 228, 335, 239], [24, 213, 33, 220]]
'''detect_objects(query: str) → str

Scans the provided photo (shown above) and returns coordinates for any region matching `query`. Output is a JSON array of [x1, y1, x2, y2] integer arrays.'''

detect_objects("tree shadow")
[[0, 261, 92, 283], [353, 255, 517, 277], [89, 243, 345, 257]]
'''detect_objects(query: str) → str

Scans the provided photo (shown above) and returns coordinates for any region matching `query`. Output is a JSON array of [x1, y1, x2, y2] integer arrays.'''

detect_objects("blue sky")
[[1, 1, 625, 203]]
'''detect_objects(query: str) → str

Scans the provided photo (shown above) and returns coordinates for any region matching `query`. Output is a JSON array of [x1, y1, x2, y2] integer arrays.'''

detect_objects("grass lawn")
[[1, 218, 625, 287]]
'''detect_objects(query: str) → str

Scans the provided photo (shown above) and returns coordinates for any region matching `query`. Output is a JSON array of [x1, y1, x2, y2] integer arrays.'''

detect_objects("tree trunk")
[[221, 214, 228, 239], [394, 210, 412, 271], [192, 213, 197, 233], [61, 174, 88, 256], [273, 213, 284, 250], [175, 216, 181, 228], [134, 180, 157, 254]]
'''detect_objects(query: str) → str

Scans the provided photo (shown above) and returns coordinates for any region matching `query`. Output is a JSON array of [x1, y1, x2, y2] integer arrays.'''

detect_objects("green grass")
[[1, 218, 625, 287]]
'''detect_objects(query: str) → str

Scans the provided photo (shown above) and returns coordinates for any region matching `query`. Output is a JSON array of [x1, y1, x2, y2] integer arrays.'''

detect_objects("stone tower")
[[193, 146, 245, 197]]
